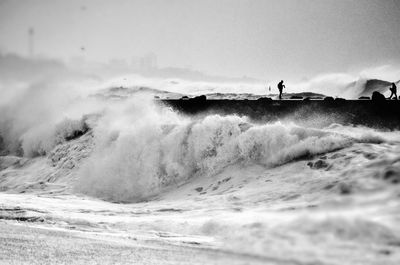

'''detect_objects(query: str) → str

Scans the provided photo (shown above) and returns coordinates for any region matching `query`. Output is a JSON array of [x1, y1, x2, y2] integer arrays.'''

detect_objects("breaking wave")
[[74, 96, 390, 202], [0, 75, 398, 203]]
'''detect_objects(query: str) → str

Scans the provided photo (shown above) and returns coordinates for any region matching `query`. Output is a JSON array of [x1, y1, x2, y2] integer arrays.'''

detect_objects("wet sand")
[[0, 223, 271, 265]]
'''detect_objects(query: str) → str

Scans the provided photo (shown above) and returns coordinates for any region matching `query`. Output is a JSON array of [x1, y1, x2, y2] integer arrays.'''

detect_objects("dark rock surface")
[[372, 91, 386, 102], [159, 99, 400, 129], [307, 160, 330, 169], [257, 97, 272, 102]]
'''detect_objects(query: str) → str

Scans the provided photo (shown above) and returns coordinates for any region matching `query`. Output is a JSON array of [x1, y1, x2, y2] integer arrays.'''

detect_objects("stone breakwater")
[[160, 98, 400, 129]]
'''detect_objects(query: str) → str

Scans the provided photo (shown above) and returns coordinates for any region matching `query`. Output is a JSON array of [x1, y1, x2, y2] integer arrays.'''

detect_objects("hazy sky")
[[1, 0, 400, 80]]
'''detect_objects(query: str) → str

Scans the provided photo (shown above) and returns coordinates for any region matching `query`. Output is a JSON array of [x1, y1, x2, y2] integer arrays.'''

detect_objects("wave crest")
[[75, 98, 358, 202]]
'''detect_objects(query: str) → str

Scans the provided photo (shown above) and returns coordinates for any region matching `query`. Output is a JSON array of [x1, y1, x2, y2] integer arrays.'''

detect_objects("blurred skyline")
[[0, 0, 400, 81]]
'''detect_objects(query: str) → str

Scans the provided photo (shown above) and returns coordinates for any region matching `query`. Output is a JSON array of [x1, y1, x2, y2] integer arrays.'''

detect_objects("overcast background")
[[1, 0, 400, 81]]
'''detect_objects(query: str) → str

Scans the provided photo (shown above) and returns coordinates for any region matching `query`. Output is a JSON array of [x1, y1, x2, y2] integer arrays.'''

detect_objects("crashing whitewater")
[[1, 80, 400, 264]]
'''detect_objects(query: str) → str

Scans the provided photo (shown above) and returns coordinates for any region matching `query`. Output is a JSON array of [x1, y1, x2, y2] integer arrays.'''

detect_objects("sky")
[[0, 0, 400, 81]]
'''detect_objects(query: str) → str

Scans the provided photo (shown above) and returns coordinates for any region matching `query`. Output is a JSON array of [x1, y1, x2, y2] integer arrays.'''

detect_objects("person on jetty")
[[388, 83, 397, 100], [277, 80, 285, 100]]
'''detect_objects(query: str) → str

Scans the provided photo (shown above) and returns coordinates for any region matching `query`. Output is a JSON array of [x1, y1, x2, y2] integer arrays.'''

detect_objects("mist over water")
[[0, 66, 399, 202], [0, 69, 395, 147]]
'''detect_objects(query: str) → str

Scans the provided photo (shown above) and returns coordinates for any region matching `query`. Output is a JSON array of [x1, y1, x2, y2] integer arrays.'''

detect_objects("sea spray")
[[1, 75, 397, 203], [0, 78, 116, 156], [75, 96, 359, 202]]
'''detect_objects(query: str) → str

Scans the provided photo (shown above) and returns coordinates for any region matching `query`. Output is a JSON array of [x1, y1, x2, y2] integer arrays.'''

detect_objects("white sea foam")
[[73, 94, 397, 202], [0, 74, 399, 203]]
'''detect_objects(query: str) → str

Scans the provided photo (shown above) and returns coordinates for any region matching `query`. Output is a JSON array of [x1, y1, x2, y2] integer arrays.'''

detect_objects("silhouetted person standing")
[[389, 83, 397, 100], [277, 80, 285, 100]]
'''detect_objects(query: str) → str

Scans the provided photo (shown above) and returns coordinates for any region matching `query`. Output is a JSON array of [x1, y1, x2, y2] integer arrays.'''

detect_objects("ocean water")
[[1, 78, 400, 264]]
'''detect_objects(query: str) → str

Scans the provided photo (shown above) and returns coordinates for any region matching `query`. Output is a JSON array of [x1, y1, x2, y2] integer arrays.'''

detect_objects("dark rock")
[[290, 96, 303, 99], [382, 168, 400, 184], [197, 95, 207, 101], [358, 96, 370, 100], [335, 98, 346, 102], [338, 183, 352, 195], [314, 160, 329, 169], [308, 159, 329, 169], [180, 96, 189, 100], [257, 97, 272, 102], [161, 96, 400, 130], [303, 97, 311, 101], [191, 95, 207, 102], [323, 97, 334, 102], [195, 187, 203, 192], [372, 91, 386, 102]]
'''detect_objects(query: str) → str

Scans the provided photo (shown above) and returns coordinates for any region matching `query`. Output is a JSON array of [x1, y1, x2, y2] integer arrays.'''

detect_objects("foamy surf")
[[0, 78, 400, 265]]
